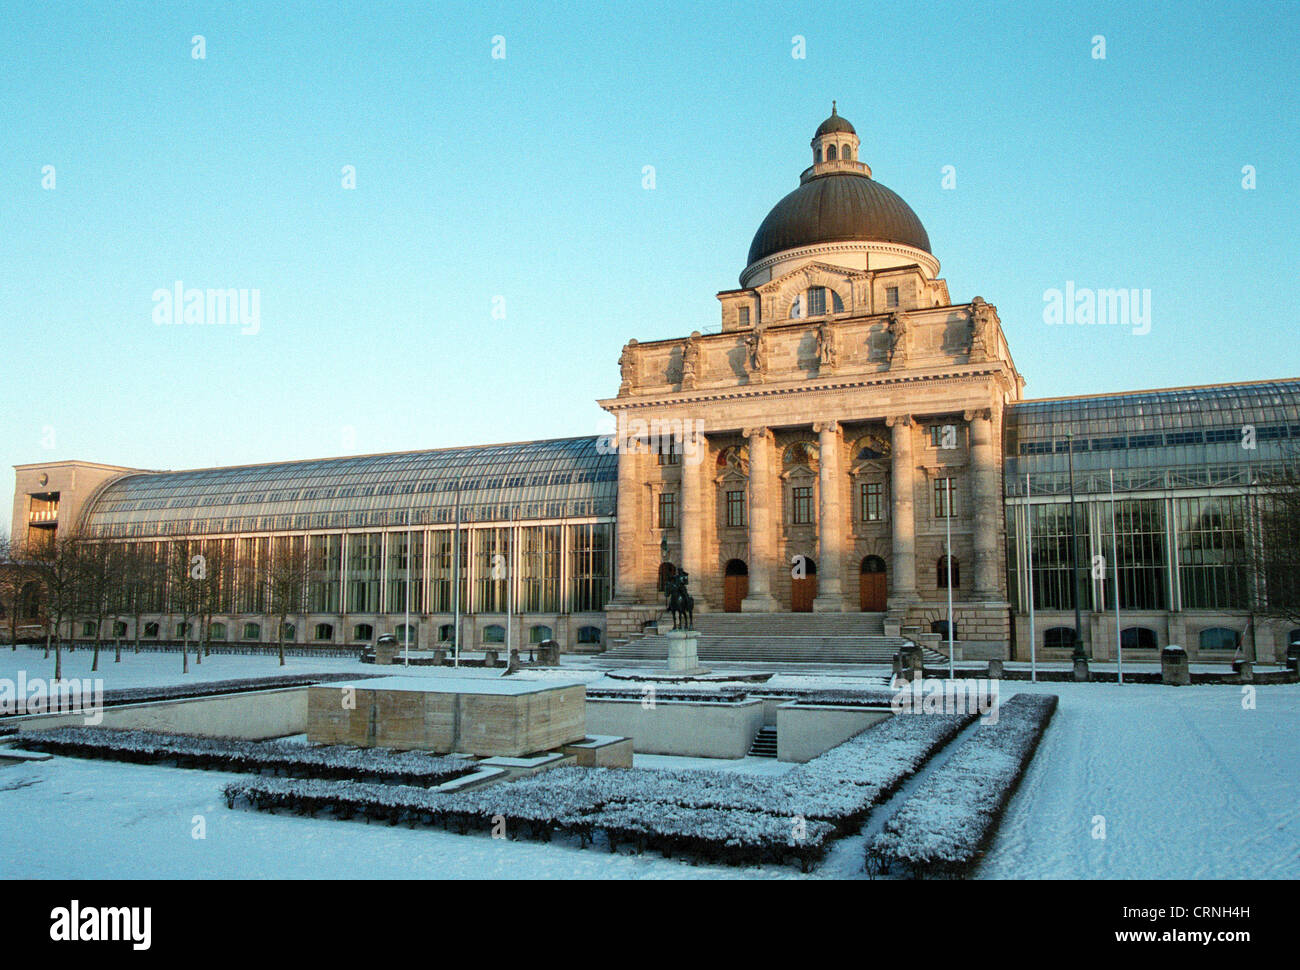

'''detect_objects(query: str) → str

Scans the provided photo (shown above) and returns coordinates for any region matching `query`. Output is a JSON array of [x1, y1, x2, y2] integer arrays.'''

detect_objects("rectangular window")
[[792, 486, 813, 524], [658, 491, 677, 529], [726, 489, 746, 527], [656, 439, 679, 466], [860, 482, 884, 521], [737, 306, 750, 328], [806, 287, 826, 316], [933, 478, 957, 518], [885, 286, 899, 308]]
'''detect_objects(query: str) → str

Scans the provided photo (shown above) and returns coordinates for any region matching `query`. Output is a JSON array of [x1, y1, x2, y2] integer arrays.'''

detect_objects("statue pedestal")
[[666, 630, 707, 675]]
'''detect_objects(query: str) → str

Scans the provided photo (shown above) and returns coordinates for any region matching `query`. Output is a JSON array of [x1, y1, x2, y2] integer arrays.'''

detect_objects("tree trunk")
[[183, 633, 189, 674], [92, 632, 100, 672], [114, 635, 122, 663], [54, 641, 61, 681]]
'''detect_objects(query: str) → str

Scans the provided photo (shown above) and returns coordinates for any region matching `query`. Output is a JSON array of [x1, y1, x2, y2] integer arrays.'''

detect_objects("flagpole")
[[1027, 472, 1036, 683], [404, 500, 412, 668], [946, 477, 954, 680], [453, 486, 461, 668], [1110, 468, 1122, 684]]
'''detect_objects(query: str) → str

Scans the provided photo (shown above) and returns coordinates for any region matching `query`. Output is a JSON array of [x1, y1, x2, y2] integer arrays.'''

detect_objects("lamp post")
[[1067, 431, 1085, 660], [945, 476, 954, 680]]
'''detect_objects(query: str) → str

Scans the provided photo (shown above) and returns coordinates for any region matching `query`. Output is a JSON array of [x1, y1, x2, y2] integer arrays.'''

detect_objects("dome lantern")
[[810, 101, 868, 174]]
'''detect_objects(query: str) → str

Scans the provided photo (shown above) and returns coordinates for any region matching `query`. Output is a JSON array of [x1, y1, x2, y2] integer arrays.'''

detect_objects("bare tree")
[[1250, 460, 1300, 635], [24, 529, 88, 681], [268, 537, 307, 667], [0, 533, 24, 651], [166, 541, 206, 674]]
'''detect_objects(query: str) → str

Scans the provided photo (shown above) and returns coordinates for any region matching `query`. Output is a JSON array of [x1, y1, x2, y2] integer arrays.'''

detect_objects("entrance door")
[[791, 557, 817, 612], [860, 556, 887, 611], [723, 559, 748, 612]]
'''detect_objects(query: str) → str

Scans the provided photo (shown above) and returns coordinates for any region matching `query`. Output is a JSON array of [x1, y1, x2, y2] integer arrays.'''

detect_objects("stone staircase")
[[601, 612, 947, 665], [748, 726, 779, 758]]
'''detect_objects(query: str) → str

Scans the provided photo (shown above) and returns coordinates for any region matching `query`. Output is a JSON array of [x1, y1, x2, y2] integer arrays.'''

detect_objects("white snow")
[[3, 645, 1299, 878]]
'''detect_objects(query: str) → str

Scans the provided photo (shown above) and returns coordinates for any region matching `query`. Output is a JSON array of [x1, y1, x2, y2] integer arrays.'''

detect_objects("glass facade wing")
[[81, 436, 618, 538], [1004, 380, 1300, 496]]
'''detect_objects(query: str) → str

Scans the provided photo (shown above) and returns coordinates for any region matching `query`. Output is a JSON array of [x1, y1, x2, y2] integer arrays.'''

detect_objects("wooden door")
[[724, 573, 748, 612], [792, 576, 817, 612], [860, 571, 887, 611]]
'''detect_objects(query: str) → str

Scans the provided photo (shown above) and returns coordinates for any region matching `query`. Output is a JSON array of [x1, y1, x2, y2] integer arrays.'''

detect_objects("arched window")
[[843, 144, 853, 160], [176, 622, 192, 639], [81, 621, 97, 637], [314, 623, 334, 642], [437, 624, 454, 642], [209, 622, 227, 641], [280, 622, 296, 641], [112, 621, 128, 638], [1120, 626, 1158, 650], [937, 556, 960, 588], [932, 619, 957, 639], [394, 623, 416, 646], [242, 622, 261, 641], [1198, 627, 1240, 651], [725, 559, 749, 577], [814, 147, 822, 163], [826, 144, 837, 161], [658, 562, 677, 592], [783, 441, 818, 469], [529, 625, 553, 643], [144, 622, 160, 638], [861, 555, 886, 574], [577, 625, 602, 644], [831, 289, 844, 313], [483, 624, 506, 644], [1289, 628, 1300, 647], [353, 623, 374, 642], [1044, 627, 1076, 650]]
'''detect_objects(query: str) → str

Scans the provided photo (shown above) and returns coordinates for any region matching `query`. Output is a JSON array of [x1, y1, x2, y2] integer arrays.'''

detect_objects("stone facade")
[[599, 113, 1021, 650]]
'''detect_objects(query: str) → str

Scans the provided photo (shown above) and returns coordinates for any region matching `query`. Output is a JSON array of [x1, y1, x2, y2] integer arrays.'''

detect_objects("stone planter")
[[1161, 644, 1190, 686]]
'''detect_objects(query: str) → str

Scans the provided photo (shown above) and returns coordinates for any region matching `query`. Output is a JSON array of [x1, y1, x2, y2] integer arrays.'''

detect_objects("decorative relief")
[[969, 296, 996, 362], [680, 331, 701, 390], [617, 339, 638, 397], [887, 310, 911, 368]]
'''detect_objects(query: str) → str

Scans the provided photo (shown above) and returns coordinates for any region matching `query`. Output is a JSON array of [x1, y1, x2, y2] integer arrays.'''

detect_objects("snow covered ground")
[[2, 647, 1298, 878]]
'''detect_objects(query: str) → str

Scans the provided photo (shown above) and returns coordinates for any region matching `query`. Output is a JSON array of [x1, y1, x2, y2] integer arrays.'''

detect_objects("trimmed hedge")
[[223, 775, 835, 871], [222, 709, 975, 870], [17, 727, 474, 785], [864, 693, 1058, 879]]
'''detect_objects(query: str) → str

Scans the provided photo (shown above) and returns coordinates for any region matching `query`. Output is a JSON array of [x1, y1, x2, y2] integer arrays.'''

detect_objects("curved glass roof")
[[1004, 380, 1300, 496], [82, 436, 617, 538]]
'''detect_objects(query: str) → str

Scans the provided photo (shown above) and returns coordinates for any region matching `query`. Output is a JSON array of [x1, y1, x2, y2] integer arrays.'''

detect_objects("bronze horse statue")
[[665, 570, 694, 630]]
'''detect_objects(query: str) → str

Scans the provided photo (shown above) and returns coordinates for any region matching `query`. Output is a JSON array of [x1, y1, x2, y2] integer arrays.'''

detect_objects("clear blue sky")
[[3, 0, 1297, 534]]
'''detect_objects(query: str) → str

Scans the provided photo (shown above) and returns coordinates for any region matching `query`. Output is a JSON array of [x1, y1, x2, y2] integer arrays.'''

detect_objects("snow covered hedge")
[[222, 775, 836, 871], [864, 693, 1058, 879], [221, 709, 974, 869], [93, 674, 357, 709], [18, 727, 474, 785]]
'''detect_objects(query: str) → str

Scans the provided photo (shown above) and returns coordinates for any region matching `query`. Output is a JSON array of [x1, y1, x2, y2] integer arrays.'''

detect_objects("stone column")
[[966, 408, 1000, 600], [611, 433, 641, 603], [813, 420, 844, 612], [742, 427, 779, 611], [679, 427, 707, 608], [887, 415, 918, 603]]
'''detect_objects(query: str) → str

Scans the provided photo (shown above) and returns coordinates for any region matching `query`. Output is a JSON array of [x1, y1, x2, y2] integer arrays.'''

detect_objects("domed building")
[[11, 106, 1300, 665]]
